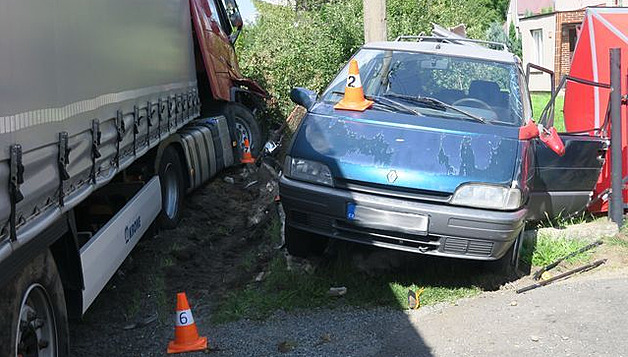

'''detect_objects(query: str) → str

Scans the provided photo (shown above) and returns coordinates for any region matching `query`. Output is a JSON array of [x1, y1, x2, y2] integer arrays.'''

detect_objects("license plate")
[[347, 203, 428, 235]]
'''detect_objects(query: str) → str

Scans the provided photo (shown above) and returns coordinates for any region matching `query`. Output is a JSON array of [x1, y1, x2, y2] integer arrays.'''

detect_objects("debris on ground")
[[277, 340, 297, 353], [285, 254, 316, 274], [223, 176, 235, 184], [328, 287, 347, 297], [517, 259, 607, 293], [244, 180, 258, 189], [407, 288, 425, 310], [255, 271, 268, 282], [122, 313, 158, 330]]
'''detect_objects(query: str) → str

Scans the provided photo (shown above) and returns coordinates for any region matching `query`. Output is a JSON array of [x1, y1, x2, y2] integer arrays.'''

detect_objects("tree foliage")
[[237, 0, 512, 121]]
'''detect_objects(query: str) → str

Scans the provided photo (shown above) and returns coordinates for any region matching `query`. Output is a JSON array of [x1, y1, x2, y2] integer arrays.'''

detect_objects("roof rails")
[[394, 35, 509, 52]]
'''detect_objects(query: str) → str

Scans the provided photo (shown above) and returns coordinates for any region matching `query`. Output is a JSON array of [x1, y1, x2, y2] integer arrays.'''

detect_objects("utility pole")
[[363, 0, 387, 43], [610, 48, 623, 228]]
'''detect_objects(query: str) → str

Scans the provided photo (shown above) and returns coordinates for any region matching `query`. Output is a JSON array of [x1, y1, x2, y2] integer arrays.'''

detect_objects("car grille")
[[443, 238, 494, 257], [290, 210, 333, 231]]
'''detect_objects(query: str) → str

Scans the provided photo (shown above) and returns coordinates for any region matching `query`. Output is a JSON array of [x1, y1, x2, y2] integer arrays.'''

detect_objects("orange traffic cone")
[[334, 59, 373, 112], [167, 292, 208, 354], [240, 138, 255, 164]]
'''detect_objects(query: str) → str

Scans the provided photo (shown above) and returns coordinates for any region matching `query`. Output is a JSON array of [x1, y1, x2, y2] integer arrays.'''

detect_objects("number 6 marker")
[[177, 309, 194, 326]]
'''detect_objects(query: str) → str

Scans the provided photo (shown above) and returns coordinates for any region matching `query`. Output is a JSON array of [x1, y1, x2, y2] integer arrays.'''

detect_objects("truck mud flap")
[[79, 176, 161, 313]]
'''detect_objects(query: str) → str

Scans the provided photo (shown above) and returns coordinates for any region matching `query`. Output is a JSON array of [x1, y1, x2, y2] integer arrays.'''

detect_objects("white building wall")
[[506, 0, 519, 34], [555, 0, 619, 11], [519, 14, 557, 92]]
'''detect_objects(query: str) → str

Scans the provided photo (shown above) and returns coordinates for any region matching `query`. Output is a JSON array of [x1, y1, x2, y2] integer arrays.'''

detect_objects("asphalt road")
[[206, 273, 628, 356]]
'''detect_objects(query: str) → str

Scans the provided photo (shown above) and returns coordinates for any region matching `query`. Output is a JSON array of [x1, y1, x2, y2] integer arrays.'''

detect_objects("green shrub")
[[236, 0, 363, 121]]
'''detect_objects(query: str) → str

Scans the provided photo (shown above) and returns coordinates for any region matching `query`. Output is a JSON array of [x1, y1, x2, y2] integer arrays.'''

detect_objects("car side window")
[[518, 69, 533, 122]]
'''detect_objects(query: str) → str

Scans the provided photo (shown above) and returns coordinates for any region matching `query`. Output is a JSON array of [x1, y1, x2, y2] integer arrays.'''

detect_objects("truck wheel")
[[158, 146, 185, 229], [223, 104, 262, 158], [0, 250, 69, 357], [285, 224, 329, 258]]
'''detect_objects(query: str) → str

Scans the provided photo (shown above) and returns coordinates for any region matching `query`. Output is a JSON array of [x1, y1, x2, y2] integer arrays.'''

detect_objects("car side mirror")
[[290, 87, 318, 110], [224, 0, 243, 44]]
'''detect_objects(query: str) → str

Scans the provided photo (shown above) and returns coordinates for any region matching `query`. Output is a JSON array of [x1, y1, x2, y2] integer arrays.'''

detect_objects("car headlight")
[[451, 183, 521, 210], [285, 156, 333, 186]]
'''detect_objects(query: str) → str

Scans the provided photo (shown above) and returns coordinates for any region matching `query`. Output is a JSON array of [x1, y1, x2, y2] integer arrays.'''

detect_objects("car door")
[[528, 132, 607, 220]]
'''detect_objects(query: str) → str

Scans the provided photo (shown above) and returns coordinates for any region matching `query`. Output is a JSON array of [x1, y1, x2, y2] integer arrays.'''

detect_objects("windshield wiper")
[[330, 91, 421, 116], [383, 93, 487, 124]]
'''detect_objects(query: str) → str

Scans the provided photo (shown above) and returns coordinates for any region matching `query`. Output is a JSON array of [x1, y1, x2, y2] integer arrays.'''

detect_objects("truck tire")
[[223, 103, 262, 158], [285, 224, 329, 258], [158, 146, 185, 229], [0, 250, 69, 357]]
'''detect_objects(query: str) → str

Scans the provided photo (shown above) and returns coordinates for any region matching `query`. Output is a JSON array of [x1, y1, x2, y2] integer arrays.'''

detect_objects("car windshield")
[[321, 48, 528, 126]]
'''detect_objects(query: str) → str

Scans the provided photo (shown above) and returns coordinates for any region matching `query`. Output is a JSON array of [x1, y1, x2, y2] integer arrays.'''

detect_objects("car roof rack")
[[394, 35, 509, 52]]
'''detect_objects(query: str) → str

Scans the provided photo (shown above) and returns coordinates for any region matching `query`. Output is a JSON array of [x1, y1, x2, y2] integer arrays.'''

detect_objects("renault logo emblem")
[[386, 170, 398, 183]]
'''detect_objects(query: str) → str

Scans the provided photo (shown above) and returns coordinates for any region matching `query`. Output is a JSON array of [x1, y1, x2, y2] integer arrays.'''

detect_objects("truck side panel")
[[80, 176, 161, 312], [0, 0, 199, 262]]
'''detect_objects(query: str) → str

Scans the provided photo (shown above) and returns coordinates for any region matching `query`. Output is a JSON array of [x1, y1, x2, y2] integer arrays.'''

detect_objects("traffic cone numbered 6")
[[334, 59, 373, 112], [167, 292, 208, 354]]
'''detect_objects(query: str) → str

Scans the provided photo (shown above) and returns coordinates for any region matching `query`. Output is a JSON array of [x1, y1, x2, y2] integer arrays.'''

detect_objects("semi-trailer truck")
[[0, 1, 266, 355]]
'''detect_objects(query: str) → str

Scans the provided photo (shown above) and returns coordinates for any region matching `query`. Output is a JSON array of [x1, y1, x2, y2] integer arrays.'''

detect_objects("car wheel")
[[285, 224, 329, 258], [158, 146, 185, 229], [222, 103, 262, 158], [0, 250, 69, 357]]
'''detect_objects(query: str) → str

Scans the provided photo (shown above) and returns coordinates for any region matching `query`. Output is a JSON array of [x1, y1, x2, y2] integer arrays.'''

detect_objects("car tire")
[[158, 146, 185, 229], [222, 103, 262, 158], [0, 250, 69, 357], [285, 224, 329, 258]]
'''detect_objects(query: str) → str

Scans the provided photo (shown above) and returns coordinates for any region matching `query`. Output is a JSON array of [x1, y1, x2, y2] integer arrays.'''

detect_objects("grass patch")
[[212, 249, 481, 324], [531, 93, 565, 132], [535, 211, 595, 229], [522, 232, 593, 267], [605, 235, 628, 249], [240, 250, 258, 272], [266, 218, 282, 247]]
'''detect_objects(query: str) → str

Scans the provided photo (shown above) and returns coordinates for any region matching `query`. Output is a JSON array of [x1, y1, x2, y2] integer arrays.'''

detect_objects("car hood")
[[289, 103, 521, 195]]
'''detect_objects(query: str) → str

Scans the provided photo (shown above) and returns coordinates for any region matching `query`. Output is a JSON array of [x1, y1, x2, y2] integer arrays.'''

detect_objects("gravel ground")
[[205, 273, 628, 357]]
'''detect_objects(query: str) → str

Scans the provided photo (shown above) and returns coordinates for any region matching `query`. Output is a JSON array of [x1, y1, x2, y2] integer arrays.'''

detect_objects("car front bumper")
[[279, 175, 527, 260]]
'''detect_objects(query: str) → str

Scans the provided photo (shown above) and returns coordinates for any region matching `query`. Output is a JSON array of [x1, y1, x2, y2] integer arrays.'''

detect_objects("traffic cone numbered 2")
[[167, 292, 208, 354], [334, 59, 373, 112]]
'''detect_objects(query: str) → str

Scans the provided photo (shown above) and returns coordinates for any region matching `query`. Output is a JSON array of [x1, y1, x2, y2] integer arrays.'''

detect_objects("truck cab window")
[[207, 0, 232, 36]]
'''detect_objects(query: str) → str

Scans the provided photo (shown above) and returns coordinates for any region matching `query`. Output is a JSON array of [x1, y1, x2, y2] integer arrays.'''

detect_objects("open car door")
[[525, 61, 609, 221], [528, 133, 607, 221]]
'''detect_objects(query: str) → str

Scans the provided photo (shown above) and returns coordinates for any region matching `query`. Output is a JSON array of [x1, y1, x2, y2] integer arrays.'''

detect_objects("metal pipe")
[[610, 48, 623, 228], [516, 259, 607, 294]]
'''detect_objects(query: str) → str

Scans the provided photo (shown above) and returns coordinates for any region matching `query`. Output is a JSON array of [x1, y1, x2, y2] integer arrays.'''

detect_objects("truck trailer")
[[0, 1, 265, 355]]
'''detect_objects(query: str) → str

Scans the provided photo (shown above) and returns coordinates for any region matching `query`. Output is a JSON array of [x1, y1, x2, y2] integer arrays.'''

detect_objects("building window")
[[569, 27, 578, 53], [531, 29, 543, 64]]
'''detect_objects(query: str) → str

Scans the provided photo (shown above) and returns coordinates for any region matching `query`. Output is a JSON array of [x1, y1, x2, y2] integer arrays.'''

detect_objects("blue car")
[[279, 37, 605, 267]]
